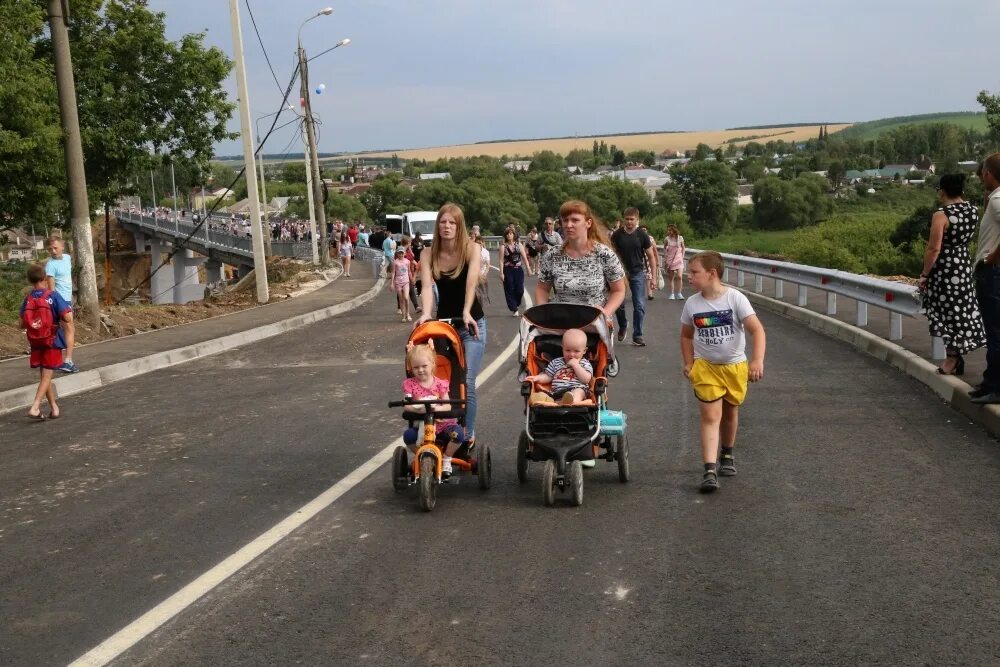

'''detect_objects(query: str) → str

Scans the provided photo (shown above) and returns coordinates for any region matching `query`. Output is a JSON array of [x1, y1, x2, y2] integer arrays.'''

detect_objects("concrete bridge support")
[[149, 237, 175, 305], [173, 249, 206, 304], [205, 259, 225, 286]]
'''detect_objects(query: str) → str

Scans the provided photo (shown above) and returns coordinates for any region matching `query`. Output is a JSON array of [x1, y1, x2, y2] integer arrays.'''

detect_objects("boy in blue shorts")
[[20, 264, 74, 420], [680, 251, 766, 492]]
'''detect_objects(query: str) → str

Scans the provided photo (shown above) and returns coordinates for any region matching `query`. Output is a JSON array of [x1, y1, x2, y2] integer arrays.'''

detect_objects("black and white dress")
[[926, 201, 986, 354]]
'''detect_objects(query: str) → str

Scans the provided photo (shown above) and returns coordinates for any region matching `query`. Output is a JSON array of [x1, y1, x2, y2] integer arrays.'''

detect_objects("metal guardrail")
[[684, 248, 928, 350]]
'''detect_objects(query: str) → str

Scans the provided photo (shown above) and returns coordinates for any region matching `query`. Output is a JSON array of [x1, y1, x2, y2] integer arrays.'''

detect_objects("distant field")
[[346, 124, 851, 161], [832, 112, 987, 140]]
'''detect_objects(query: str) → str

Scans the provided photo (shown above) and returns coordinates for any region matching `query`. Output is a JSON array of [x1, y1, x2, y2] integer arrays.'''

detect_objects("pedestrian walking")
[[680, 251, 766, 493], [391, 249, 412, 322], [499, 228, 530, 316], [525, 227, 540, 275], [611, 207, 658, 346], [663, 225, 686, 299], [415, 203, 487, 446], [20, 264, 73, 420], [339, 229, 353, 277], [539, 217, 562, 255], [44, 237, 78, 373]]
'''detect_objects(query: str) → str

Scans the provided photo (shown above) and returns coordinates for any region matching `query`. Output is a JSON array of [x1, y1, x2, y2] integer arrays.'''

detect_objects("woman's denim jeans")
[[458, 317, 487, 439]]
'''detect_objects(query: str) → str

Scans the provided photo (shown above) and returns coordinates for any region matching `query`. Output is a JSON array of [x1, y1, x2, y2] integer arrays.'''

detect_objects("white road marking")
[[70, 291, 530, 667]]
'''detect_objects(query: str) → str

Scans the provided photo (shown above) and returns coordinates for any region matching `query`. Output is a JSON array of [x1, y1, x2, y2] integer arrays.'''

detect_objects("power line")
[[244, 0, 283, 96]]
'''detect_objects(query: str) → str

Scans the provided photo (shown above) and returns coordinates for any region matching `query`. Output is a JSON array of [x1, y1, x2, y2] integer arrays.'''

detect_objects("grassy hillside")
[[833, 112, 987, 140]]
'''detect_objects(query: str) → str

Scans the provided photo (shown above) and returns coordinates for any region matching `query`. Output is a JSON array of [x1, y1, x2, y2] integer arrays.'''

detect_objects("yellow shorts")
[[689, 358, 748, 406]]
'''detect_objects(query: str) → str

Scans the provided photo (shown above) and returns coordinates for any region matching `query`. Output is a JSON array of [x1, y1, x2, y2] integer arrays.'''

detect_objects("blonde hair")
[[406, 342, 436, 367], [558, 199, 611, 249], [430, 202, 473, 280]]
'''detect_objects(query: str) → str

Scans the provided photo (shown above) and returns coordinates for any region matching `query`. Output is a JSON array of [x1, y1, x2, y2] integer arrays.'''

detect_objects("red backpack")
[[22, 290, 56, 349]]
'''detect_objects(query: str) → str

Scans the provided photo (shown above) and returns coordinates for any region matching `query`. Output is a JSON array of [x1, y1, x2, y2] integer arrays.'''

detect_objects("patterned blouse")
[[538, 243, 625, 308]]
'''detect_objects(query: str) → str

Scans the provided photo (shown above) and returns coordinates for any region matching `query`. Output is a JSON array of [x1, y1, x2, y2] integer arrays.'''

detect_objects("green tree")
[[359, 173, 412, 220], [976, 90, 1000, 148], [626, 150, 655, 166], [670, 161, 737, 236], [282, 162, 308, 183], [0, 0, 63, 228], [751, 174, 832, 230], [65, 0, 237, 211], [529, 150, 566, 172], [827, 159, 846, 189], [692, 143, 713, 161]]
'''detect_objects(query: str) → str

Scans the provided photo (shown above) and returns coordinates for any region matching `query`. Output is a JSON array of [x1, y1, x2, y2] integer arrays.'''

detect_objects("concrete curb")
[[745, 290, 1000, 437], [0, 275, 386, 416]]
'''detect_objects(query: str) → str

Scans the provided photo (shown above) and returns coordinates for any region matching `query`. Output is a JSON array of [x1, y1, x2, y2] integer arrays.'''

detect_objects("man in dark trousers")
[[611, 207, 658, 346], [970, 153, 1000, 403]]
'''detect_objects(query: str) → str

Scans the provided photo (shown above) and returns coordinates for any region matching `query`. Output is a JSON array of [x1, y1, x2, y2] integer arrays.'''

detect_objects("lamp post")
[[256, 109, 288, 256], [298, 7, 334, 266]]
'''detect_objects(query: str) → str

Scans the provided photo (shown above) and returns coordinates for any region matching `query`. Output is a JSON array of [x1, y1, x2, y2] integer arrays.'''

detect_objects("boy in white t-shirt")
[[680, 251, 766, 492]]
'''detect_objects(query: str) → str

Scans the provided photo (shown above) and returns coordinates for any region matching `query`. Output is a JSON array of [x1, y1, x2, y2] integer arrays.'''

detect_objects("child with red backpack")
[[19, 264, 73, 420]]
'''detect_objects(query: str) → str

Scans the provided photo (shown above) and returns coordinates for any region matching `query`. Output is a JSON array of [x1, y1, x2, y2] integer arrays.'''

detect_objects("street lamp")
[[297, 8, 341, 266], [255, 107, 293, 256]]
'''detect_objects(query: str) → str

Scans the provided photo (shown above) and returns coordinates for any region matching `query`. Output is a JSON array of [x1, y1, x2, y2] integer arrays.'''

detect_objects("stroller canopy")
[[518, 303, 616, 369]]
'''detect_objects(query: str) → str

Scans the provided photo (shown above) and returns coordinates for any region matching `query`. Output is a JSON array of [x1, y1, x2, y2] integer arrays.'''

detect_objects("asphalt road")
[[2, 279, 999, 666]]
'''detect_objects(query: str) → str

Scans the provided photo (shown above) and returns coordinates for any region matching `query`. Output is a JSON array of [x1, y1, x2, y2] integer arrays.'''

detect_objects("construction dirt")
[[0, 258, 331, 360]]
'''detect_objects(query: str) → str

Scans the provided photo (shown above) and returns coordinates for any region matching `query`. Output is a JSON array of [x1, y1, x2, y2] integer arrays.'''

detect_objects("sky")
[[148, 0, 998, 158]]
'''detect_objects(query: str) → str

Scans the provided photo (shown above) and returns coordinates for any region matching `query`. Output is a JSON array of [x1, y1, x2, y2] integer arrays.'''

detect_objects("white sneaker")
[[677, 293, 685, 299], [442, 457, 453, 474], [581, 459, 596, 468], [668, 293, 676, 300], [397, 308, 402, 315]]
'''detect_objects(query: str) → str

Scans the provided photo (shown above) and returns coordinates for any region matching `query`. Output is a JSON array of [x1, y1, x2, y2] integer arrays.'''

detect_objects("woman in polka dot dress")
[[918, 173, 986, 375]]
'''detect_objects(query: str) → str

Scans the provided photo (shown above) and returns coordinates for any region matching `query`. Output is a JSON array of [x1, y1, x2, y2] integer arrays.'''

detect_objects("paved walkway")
[[0, 273, 378, 394]]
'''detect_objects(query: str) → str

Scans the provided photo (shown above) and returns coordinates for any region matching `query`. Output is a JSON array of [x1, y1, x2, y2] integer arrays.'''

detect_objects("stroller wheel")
[[541, 460, 556, 507], [516, 431, 530, 483], [569, 460, 584, 506], [477, 443, 492, 490], [617, 434, 631, 483]]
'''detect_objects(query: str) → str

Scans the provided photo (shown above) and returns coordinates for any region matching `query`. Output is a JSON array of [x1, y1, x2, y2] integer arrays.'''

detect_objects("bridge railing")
[[683, 248, 936, 354], [116, 210, 311, 260]]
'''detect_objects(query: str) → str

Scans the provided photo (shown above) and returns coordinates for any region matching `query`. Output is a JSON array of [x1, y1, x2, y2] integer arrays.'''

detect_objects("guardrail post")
[[754, 275, 763, 293], [931, 336, 946, 360], [737, 270, 745, 287], [889, 312, 903, 340], [826, 292, 837, 315], [797, 285, 808, 307], [856, 301, 868, 327], [723, 267, 730, 282], [775, 279, 783, 299]]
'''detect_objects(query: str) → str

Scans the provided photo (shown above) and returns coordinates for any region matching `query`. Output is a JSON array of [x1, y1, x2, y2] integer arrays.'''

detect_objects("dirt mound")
[[0, 258, 330, 360]]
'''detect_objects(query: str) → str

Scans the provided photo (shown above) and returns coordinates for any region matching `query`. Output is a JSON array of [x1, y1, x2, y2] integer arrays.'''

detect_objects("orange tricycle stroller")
[[388, 319, 492, 512]]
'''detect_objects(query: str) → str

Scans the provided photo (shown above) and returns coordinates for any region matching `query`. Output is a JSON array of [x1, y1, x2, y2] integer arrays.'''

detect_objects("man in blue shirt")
[[45, 237, 79, 373]]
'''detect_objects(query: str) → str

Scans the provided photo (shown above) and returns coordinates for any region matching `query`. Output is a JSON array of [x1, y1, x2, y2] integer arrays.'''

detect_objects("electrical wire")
[[244, 0, 284, 96]]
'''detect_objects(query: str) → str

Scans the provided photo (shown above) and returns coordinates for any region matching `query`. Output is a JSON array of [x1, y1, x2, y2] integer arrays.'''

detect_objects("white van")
[[384, 211, 437, 243]]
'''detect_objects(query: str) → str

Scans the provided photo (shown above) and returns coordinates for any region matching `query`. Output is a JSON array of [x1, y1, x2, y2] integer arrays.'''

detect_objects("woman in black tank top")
[[414, 203, 488, 448]]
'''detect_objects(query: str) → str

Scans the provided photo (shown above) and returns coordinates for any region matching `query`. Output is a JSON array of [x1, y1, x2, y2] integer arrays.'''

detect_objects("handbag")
[[657, 271, 665, 291]]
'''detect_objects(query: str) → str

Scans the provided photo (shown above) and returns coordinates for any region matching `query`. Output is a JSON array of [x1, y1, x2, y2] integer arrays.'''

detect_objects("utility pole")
[[298, 46, 329, 266], [228, 0, 269, 302], [47, 0, 99, 325], [302, 123, 320, 265]]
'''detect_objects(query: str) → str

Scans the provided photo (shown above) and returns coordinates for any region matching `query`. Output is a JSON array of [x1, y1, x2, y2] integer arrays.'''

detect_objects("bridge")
[[115, 209, 315, 304], [1, 257, 997, 665]]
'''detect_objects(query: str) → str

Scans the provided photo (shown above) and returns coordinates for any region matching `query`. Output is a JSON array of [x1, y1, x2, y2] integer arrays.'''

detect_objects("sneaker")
[[647, 294, 655, 300], [969, 385, 991, 399], [511, 310, 520, 317], [677, 293, 685, 299], [970, 391, 1000, 405], [616, 322, 628, 343], [700, 471, 719, 492], [632, 337, 646, 347], [57, 361, 79, 374], [397, 308, 402, 315], [668, 293, 676, 300], [442, 457, 453, 475], [406, 314, 413, 322], [719, 455, 737, 476], [581, 459, 596, 468]]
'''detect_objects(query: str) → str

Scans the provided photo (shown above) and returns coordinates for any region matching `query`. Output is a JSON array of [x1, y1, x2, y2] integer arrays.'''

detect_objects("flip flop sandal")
[[28, 413, 46, 421], [48, 412, 60, 420]]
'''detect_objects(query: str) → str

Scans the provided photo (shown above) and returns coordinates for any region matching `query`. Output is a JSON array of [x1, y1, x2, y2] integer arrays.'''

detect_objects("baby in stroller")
[[524, 328, 593, 405], [402, 342, 465, 474]]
